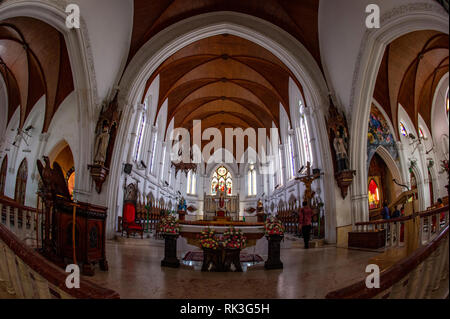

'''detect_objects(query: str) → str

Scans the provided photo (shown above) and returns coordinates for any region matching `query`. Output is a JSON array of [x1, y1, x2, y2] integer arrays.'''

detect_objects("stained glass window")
[[211, 166, 232, 195], [399, 122, 408, 137], [368, 179, 380, 210], [419, 127, 425, 139], [278, 148, 284, 186]]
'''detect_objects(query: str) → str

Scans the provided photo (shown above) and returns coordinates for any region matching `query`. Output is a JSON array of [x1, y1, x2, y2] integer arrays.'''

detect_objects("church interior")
[[0, 0, 449, 301]]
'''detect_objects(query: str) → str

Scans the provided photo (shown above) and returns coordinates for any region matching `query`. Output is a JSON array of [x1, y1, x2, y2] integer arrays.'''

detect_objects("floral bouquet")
[[264, 216, 285, 237], [159, 214, 180, 235], [222, 226, 247, 250], [199, 228, 219, 250]]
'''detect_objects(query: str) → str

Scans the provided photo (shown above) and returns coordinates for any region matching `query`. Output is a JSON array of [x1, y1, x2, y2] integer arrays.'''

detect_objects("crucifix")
[[295, 162, 321, 207]]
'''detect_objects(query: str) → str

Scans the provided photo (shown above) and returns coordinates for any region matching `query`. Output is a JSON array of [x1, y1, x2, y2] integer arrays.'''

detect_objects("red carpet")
[[183, 251, 264, 263]]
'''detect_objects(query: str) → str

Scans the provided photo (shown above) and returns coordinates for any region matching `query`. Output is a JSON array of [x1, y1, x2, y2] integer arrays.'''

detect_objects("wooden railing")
[[0, 222, 119, 299], [353, 205, 449, 248], [325, 225, 449, 299], [0, 196, 42, 246]]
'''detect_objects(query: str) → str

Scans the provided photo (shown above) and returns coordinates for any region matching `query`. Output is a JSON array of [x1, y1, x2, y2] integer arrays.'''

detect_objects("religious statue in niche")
[[326, 96, 356, 199], [89, 91, 121, 194], [94, 122, 111, 165]]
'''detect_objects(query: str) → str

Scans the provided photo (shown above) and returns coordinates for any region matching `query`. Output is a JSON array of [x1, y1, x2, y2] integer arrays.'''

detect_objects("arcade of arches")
[[0, 0, 448, 299]]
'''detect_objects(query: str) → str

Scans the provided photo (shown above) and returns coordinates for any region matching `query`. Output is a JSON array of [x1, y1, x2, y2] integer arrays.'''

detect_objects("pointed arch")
[[14, 158, 27, 205], [0, 155, 7, 196]]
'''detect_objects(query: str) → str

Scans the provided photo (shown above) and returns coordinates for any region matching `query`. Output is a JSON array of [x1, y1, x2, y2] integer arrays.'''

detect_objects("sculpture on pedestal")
[[326, 96, 356, 199], [89, 91, 121, 194]]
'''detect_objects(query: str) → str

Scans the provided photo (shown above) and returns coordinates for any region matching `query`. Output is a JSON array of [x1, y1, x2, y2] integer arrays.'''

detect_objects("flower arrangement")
[[222, 226, 247, 250], [264, 216, 285, 236], [159, 214, 180, 235], [199, 228, 219, 250]]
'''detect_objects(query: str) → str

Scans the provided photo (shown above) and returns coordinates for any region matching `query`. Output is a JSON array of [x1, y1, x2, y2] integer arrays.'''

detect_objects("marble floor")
[[89, 239, 379, 299]]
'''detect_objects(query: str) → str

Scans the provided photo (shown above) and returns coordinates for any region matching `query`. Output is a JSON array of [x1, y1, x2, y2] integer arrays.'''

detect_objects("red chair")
[[122, 202, 143, 238]]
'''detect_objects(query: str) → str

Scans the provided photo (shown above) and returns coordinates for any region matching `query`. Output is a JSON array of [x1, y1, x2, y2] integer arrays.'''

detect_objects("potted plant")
[[264, 216, 285, 270], [160, 215, 180, 268]]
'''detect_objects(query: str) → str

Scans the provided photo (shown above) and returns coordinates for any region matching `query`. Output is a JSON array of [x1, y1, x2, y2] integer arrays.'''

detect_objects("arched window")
[[133, 104, 147, 162], [187, 170, 196, 195], [0, 155, 7, 196], [248, 164, 257, 196], [399, 122, 408, 137], [211, 166, 232, 196], [15, 159, 27, 205], [299, 101, 313, 166], [418, 127, 425, 139], [149, 131, 158, 173], [278, 148, 284, 186], [368, 178, 380, 210], [287, 134, 296, 180], [160, 146, 166, 181], [446, 89, 449, 121]]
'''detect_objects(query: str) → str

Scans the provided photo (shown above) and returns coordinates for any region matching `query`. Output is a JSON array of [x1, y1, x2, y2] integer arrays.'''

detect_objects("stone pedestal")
[[161, 234, 180, 268], [265, 235, 284, 270]]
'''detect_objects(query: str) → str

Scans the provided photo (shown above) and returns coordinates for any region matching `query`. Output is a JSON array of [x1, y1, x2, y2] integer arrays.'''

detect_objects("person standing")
[[299, 201, 313, 249], [382, 201, 390, 220]]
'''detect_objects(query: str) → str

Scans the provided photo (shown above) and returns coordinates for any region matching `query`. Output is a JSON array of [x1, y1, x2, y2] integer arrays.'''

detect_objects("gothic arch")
[[349, 3, 448, 224], [107, 11, 335, 242], [0, 0, 98, 199], [0, 155, 7, 196], [14, 158, 27, 205]]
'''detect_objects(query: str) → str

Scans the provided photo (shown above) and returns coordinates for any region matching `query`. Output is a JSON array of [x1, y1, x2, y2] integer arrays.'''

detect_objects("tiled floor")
[[88, 239, 378, 299]]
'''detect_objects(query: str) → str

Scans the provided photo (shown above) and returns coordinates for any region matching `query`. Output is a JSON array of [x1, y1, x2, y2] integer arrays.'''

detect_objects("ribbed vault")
[[374, 30, 449, 137], [142, 35, 305, 157], [0, 17, 74, 132]]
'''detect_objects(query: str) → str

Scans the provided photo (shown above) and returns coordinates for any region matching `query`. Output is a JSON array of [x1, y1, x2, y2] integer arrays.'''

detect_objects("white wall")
[[319, 0, 438, 116], [74, 0, 133, 103]]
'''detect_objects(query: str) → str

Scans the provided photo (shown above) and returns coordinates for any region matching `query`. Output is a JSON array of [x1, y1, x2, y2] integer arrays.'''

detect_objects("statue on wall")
[[333, 129, 349, 172], [94, 123, 111, 165], [326, 95, 356, 199], [89, 90, 121, 194], [178, 197, 187, 212]]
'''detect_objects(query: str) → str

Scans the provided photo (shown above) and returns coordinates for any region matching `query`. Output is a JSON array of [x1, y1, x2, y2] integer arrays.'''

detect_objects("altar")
[[203, 189, 239, 221]]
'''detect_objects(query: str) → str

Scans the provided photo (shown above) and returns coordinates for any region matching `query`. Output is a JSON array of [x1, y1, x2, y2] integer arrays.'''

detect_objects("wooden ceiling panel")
[[130, 2, 321, 68], [0, 17, 74, 131], [374, 30, 449, 139]]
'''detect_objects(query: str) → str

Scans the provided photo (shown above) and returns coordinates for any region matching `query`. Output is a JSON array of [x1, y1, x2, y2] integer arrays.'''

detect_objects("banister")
[[326, 225, 449, 299], [0, 195, 38, 213], [0, 223, 119, 299], [355, 205, 448, 227]]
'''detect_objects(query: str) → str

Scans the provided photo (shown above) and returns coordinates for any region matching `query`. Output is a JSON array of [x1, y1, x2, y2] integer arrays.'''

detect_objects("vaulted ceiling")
[[0, 17, 74, 132], [143, 34, 304, 152], [374, 30, 449, 138], [129, 0, 321, 68]]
